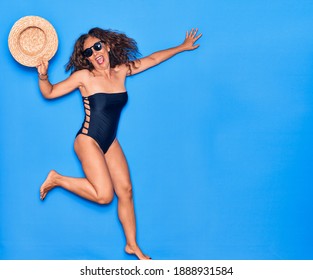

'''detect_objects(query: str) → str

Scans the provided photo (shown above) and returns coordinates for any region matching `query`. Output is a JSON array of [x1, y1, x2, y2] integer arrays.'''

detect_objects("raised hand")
[[36, 59, 49, 76], [181, 28, 202, 51]]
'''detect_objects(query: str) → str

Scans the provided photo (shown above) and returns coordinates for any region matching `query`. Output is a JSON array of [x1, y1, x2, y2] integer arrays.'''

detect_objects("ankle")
[[50, 170, 61, 186], [125, 243, 138, 253]]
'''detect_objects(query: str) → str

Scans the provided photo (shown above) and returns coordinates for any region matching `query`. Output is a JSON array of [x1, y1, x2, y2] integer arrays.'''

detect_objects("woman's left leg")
[[105, 139, 150, 260]]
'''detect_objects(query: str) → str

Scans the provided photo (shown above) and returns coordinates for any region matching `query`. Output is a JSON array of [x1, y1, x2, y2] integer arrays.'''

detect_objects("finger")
[[190, 28, 195, 37], [193, 28, 200, 38], [36, 59, 43, 68], [43, 60, 49, 71], [38, 58, 48, 66], [195, 33, 203, 40], [187, 28, 196, 39]]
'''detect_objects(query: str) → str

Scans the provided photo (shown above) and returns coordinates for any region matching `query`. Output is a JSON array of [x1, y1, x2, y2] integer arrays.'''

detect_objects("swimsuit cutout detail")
[[76, 92, 128, 154]]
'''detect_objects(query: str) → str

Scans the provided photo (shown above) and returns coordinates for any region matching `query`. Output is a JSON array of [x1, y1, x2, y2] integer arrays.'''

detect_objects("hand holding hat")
[[8, 16, 58, 67], [36, 58, 49, 81]]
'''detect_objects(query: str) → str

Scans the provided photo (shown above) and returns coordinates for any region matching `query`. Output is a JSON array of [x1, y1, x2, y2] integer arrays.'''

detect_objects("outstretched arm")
[[128, 28, 202, 75], [37, 60, 83, 99]]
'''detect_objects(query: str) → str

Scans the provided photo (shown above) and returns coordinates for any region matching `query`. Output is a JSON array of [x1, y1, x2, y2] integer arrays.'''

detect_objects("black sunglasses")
[[82, 41, 104, 57]]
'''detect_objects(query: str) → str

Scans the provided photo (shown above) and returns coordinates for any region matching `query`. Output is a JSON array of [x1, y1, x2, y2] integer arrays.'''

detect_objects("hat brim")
[[8, 16, 58, 67]]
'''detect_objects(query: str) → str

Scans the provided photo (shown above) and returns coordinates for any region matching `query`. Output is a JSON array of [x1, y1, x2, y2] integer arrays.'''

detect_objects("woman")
[[37, 27, 202, 260]]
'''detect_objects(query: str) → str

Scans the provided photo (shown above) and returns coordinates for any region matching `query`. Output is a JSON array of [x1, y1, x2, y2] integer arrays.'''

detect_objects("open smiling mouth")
[[95, 55, 104, 64]]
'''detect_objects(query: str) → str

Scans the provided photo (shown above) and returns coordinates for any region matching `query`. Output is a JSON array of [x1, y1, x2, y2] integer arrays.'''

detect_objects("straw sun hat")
[[8, 16, 58, 67]]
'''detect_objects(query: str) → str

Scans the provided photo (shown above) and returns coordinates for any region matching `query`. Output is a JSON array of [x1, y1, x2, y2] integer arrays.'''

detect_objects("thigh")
[[74, 134, 114, 197], [104, 139, 132, 196]]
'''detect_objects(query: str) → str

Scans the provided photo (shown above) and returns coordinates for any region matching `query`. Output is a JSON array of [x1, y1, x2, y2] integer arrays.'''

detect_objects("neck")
[[93, 66, 112, 79]]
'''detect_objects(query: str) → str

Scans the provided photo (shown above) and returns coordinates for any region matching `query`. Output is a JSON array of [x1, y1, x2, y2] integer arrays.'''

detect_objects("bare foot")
[[40, 170, 59, 200], [125, 244, 151, 260]]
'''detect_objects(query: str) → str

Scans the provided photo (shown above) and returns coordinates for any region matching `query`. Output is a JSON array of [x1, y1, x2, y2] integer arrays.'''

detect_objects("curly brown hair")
[[65, 27, 140, 74]]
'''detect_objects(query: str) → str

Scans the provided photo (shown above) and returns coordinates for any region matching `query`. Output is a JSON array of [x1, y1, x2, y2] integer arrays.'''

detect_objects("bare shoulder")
[[114, 63, 132, 76], [71, 69, 91, 80], [67, 69, 94, 88]]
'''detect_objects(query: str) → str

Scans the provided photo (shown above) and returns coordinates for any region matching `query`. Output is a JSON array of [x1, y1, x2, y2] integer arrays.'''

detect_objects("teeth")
[[95, 55, 104, 65]]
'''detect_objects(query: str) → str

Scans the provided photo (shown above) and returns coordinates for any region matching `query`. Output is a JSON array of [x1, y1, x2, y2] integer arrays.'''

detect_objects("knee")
[[117, 183, 133, 200], [96, 193, 114, 205]]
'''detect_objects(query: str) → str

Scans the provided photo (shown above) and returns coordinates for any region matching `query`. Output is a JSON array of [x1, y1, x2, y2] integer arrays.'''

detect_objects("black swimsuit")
[[76, 92, 128, 154]]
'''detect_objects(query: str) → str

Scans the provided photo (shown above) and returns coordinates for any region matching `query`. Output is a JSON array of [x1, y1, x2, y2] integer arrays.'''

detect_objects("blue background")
[[1, 0, 313, 260]]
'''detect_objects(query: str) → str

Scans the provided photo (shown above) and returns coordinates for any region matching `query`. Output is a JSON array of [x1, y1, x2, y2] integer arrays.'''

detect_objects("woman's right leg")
[[40, 135, 114, 204]]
